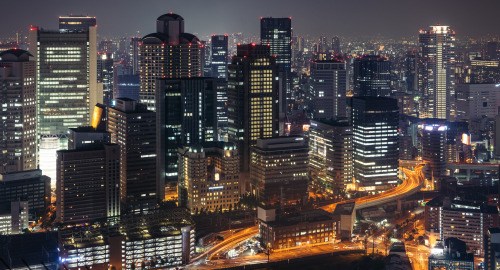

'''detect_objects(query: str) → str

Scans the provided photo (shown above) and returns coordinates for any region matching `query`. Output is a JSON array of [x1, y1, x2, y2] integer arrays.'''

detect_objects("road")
[[321, 165, 425, 213]]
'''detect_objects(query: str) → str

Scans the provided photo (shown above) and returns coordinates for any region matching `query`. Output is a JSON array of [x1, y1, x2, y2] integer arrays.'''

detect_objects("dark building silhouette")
[[353, 55, 392, 97]]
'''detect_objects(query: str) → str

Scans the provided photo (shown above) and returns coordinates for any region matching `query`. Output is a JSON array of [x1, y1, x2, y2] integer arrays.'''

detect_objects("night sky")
[[1, 0, 500, 39]]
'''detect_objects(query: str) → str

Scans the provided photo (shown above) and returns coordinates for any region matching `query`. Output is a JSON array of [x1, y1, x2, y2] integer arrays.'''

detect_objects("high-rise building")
[[29, 23, 99, 185], [228, 44, 279, 176], [421, 120, 447, 188], [0, 201, 29, 235], [211, 35, 229, 137], [309, 119, 353, 196], [418, 25, 456, 119], [129, 37, 141, 75], [58, 15, 96, 32], [310, 59, 347, 119], [485, 228, 500, 270], [140, 13, 201, 111], [156, 78, 217, 186], [114, 74, 140, 101], [0, 170, 50, 220], [486, 41, 498, 60], [56, 144, 120, 224], [250, 137, 309, 206], [404, 50, 418, 94], [424, 196, 499, 256], [260, 18, 292, 114], [200, 40, 212, 77], [456, 84, 500, 121], [107, 98, 157, 212], [0, 49, 37, 173], [353, 55, 392, 97], [469, 59, 500, 83], [97, 53, 114, 106], [178, 143, 240, 214], [332, 36, 341, 54], [351, 97, 399, 192]]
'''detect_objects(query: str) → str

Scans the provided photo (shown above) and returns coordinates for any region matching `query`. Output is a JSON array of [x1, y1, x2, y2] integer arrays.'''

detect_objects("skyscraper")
[[351, 97, 399, 192], [418, 25, 456, 119], [156, 78, 217, 186], [310, 59, 347, 119], [353, 55, 392, 97], [107, 98, 157, 212], [29, 21, 99, 185], [421, 120, 447, 189], [332, 36, 341, 54], [97, 53, 114, 106], [56, 144, 120, 223], [140, 13, 201, 111], [309, 119, 353, 196], [228, 44, 279, 176], [0, 49, 37, 173], [129, 37, 141, 75], [211, 35, 229, 137], [260, 17, 292, 114]]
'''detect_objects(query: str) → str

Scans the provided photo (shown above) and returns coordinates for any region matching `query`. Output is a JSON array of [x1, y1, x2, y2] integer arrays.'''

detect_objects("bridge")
[[321, 164, 425, 213]]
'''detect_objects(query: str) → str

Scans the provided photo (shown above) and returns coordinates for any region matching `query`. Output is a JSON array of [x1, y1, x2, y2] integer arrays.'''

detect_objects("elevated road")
[[321, 164, 425, 213]]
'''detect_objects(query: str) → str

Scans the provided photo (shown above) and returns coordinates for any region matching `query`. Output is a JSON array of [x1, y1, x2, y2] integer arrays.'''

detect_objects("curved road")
[[194, 165, 425, 266]]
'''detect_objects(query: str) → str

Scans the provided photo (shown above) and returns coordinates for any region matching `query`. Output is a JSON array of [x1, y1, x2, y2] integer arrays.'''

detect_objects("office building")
[[156, 78, 217, 186], [178, 143, 240, 214], [68, 126, 110, 150], [97, 53, 114, 106], [0, 232, 58, 269], [59, 15, 96, 31], [259, 209, 335, 250], [114, 74, 140, 101], [0, 201, 28, 235], [424, 196, 499, 256], [261, 17, 292, 113], [469, 59, 500, 84], [108, 98, 157, 212], [310, 59, 347, 119], [211, 35, 229, 136], [0, 170, 50, 220], [456, 84, 500, 121], [56, 144, 120, 224], [129, 37, 141, 75], [486, 41, 498, 60], [0, 49, 37, 173], [351, 97, 399, 192], [421, 120, 447, 188], [332, 36, 341, 54], [353, 55, 392, 97], [29, 22, 99, 184], [485, 228, 500, 270], [58, 209, 195, 270], [428, 238, 474, 270], [228, 44, 279, 175], [418, 25, 456, 119], [250, 137, 309, 206], [140, 13, 201, 111], [309, 119, 353, 196], [405, 50, 418, 94]]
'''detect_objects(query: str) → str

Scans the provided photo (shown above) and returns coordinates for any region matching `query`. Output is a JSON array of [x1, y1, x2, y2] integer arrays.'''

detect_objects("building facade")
[[250, 137, 309, 206], [0, 49, 37, 173], [310, 60, 347, 119], [351, 97, 399, 192], [418, 25, 456, 120], [108, 98, 157, 212], [353, 55, 392, 97], [178, 143, 240, 214], [139, 13, 201, 111]]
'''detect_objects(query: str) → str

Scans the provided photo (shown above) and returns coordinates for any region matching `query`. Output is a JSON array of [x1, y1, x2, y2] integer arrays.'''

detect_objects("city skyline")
[[1, 0, 500, 40]]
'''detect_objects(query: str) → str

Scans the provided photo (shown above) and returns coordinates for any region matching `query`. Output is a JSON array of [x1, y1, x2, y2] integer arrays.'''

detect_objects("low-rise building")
[[59, 208, 195, 270], [259, 208, 335, 250], [428, 238, 474, 270]]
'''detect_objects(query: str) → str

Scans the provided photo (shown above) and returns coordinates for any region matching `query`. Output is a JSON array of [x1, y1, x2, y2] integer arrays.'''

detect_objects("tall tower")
[[418, 25, 456, 120], [260, 17, 292, 114], [228, 44, 279, 176], [421, 120, 447, 189], [211, 35, 229, 138], [156, 78, 217, 186], [107, 98, 157, 212], [310, 59, 347, 119], [353, 55, 392, 97], [129, 37, 141, 75], [332, 36, 341, 54], [0, 49, 37, 173], [29, 21, 99, 186], [139, 13, 201, 111], [351, 97, 399, 192]]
